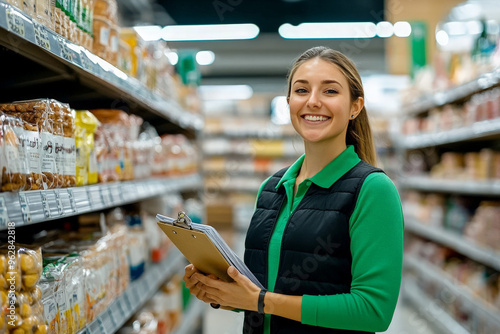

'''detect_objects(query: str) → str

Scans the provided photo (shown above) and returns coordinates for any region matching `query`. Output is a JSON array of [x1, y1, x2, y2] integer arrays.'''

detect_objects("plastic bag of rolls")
[[0, 244, 47, 334]]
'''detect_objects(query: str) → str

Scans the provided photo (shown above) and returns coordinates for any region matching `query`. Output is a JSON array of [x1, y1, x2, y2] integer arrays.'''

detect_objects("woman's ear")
[[350, 97, 364, 119], [287, 96, 290, 104]]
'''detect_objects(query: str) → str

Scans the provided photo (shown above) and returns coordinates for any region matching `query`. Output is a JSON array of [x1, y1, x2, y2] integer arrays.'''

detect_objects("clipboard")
[[156, 212, 264, 288]]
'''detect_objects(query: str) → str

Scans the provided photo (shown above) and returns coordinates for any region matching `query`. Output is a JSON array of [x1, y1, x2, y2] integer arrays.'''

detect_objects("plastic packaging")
[[62, 108, 76, 187], [75, 111, 99, 186], [0, 245, 47, 334], [92, 15, 110, 61], [0, 101, 46, 190], [0, 113, 28, 192], [35, 0, 55, 30]]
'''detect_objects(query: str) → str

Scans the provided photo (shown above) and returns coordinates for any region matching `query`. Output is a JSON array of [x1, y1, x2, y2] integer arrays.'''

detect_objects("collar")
[[275, 145, 361, 190]]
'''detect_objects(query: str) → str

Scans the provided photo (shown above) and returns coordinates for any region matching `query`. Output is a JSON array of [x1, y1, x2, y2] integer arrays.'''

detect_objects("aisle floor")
[[202, 297, 440, 334]]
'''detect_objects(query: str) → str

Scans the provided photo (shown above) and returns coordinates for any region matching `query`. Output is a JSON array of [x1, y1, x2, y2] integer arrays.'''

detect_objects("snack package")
[[48, 101, 65, 188], [0, 113, 28, 192], [0, 100, 57, 190], [23, 0, 36, 17], [40, 279, 60, 334], [62, 108, 76, 187], [75, 111, 99, 185], [92, 15, 110, 61], [0, 245, 47, 334]]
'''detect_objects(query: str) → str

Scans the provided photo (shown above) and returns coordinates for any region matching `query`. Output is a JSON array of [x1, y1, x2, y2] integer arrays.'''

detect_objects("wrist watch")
[[258, 289, 267, 314]]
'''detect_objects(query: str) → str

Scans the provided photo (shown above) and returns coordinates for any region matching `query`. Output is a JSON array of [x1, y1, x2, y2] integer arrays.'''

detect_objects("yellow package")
[[75, 111, 99, 186]]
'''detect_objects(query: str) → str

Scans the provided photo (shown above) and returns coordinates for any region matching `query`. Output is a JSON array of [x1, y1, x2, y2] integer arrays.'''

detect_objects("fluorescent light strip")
[[162, 24, 259, 41], [198, 85, 253, 101], [280, 21, 412, 39], [196, 51, 215, 66]]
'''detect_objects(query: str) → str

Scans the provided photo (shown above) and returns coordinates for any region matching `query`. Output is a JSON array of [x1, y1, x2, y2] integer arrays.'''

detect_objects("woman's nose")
[[306, 91, 321, 109]]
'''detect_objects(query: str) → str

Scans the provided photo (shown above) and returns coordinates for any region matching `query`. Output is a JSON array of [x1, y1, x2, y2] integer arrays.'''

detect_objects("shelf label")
[[67, 189, 77, 213], [6, 8, 25, 38], [99, 187, 112, 207], [57, 39, 73, 62], [33, 21, 51, 51], [87, 319, 102, 334], [18, 193, 31, 223], [54, 190, 64, 215], [80, 54, 94, 72], [41, 191, 51, 218], [0, 197, 9, 228]]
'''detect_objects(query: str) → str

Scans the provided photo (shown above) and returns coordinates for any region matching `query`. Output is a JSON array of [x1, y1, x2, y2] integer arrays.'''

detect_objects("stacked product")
[[406, 236, 500, 332], [403, 88, 500, 136], [92, 0, 119, 65], [0, 99, 76, 192], [0, 245, 47, 334], [152, 134, 199, 177]]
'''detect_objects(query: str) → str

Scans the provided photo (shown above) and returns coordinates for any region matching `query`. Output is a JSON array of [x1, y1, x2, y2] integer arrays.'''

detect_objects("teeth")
[[304, 115, 328, 121]]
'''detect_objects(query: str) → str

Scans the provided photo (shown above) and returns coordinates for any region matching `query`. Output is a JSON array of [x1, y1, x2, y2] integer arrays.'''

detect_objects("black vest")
[[243, 160, 383, 334]]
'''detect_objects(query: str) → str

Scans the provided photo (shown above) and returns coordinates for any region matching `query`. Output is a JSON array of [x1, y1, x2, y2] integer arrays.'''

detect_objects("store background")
[[0, 0, 499, 333]]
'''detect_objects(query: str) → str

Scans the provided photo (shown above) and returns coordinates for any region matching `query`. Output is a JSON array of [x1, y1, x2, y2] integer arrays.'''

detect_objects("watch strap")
[[258, 289, 267, 314]]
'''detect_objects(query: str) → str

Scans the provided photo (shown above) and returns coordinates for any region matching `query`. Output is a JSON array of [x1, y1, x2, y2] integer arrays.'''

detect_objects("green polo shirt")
[[256, 145, 404, 333]]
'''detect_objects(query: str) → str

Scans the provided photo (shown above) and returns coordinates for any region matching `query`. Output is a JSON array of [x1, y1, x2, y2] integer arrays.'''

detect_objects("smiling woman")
[[184, 47, 404, 334]]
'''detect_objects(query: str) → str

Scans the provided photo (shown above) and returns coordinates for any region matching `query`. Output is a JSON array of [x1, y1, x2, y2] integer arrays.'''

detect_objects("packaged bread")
[[92, 15, 110, 61], [1, 113, 28, 192], [35, 0, 55, 30], [109, 25, 119, 66], [63, 108, 76, 187], [23, 0, 36, 17], [0, 100, 48, 190], [40, 280, 60, 334], [48, 101, 65, 188]]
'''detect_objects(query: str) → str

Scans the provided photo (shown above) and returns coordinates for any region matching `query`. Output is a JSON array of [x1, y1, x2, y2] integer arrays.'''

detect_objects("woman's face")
[[288, 57, 362, 146]]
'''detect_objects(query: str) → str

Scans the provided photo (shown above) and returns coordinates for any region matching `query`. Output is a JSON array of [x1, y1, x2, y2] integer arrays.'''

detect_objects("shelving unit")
[[77, 248, 185, 334], [400, 175, 500, 196], [402, 278, 470, 334], [403, 68, 500, 117], [400, 118, 500, 149], [0, 1, 203, 135], [405, 218, 500, 271], [404, 255, 500, 331], [0, 174, 202, 229], [172, 299, 207, 334]]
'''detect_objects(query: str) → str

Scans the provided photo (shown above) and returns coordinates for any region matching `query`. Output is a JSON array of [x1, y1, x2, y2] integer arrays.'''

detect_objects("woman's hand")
[[193, 266, 261, 312]]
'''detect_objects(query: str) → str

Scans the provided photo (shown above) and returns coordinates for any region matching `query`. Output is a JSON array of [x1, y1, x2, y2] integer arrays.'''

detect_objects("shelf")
[[400, 118, 500, 149], [403, 68, 500, 116], [403, 278, 470, 334], [0, 2, 203, 133], [0, 174, 202, 230], [400, 175, 500, 196], [172, 299, 206, 334], [405, 218, 500, 271], [77, 248, 185, 334], [404, 255, 500, 330]]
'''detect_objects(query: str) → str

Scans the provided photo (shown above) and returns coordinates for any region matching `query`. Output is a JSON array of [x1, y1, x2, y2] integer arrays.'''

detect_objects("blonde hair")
[[287, 46, 377, 166]]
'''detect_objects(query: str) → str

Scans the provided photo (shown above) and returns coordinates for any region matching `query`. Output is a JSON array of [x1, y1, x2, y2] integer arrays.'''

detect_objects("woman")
[[184, 46, 404, 334]]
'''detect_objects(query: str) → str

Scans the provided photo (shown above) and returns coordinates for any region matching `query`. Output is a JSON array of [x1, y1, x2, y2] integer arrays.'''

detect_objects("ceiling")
[[118, 0, 388, 93]]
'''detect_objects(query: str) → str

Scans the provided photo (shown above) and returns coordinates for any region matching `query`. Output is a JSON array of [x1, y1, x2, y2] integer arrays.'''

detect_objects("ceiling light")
[[196, 51, 215, 66], [133, 25, 163, 41], [165, 51, 178, 65], [271, 96, 290, 125], [162, 24, 259, 41], [376, 21, 394, 38], [198, 85, 253, 100], [443, 21, 467, 36], [393, 21, 412, 37], [279, 22, 377, 39], [436, 30, 449, 46]]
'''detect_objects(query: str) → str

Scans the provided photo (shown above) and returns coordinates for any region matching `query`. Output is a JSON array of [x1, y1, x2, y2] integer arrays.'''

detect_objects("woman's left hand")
[[194, 266, 261, 311]]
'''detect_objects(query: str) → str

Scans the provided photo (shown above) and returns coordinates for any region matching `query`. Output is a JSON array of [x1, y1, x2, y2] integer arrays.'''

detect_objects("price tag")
[[41, 191, 51, 218], [6, 8, 25, 38], [80, 54, 94, 72], [100, 187, 111, 207], [18, 193, 31, 223], [54, 190, 64, 215], [87, 319, 102, 334], [57, 39, 73, 62], [67, 189, 77, 213], [33, 21, 51, 50], [111, 300, 124, 326], [0, 197, 9, 228]]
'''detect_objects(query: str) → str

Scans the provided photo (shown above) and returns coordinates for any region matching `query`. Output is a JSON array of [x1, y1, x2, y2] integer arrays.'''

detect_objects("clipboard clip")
[[173, 211, 193, 229]]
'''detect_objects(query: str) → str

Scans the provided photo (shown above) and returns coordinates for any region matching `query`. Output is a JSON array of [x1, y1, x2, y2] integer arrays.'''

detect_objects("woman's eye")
[[295, 88, 307, 93], [325, 89, 338, 94]]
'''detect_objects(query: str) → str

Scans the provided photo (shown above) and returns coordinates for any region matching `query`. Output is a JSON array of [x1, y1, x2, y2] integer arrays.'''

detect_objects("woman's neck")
[[300, 140, 347, 180]]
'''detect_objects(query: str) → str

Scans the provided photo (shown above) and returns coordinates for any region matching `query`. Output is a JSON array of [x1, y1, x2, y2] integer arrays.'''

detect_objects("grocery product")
[[92, 15, 110, 61], [35, 0, 55, 30], [0, 245, 47, 334], [75, 111, 99, 186], [0, 113, 28, 192]]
